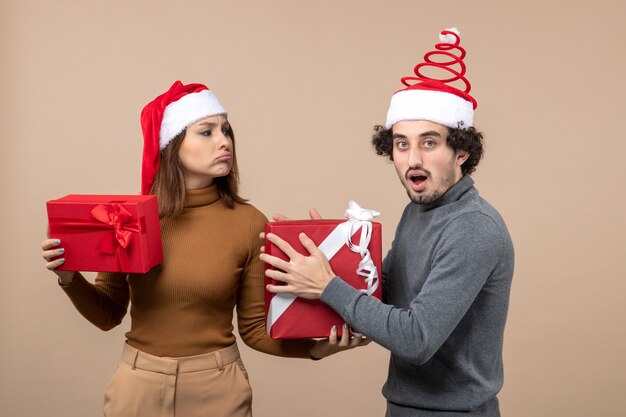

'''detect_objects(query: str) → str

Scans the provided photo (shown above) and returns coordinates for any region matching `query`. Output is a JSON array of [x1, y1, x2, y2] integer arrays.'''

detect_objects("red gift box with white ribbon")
[[264, 201, 382, 339], [46, 195, 163, 274]]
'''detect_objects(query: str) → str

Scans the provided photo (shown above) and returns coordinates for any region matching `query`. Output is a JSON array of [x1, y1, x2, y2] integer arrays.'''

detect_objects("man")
[[261, 28, 514, 416]]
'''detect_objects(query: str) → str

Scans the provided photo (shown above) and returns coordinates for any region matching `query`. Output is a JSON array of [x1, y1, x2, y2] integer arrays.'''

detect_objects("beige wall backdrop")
[[2, 0, 625, 416]]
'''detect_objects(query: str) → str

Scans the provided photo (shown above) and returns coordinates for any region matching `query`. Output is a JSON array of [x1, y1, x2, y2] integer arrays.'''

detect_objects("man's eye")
[[395, 141, 407, 149], [424, 140, 435, 148]]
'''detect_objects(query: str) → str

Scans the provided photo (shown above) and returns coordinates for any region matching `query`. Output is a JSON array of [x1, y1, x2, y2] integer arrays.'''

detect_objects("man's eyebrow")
[[392, 130, 442, 139], [419, 130, 442, 138]]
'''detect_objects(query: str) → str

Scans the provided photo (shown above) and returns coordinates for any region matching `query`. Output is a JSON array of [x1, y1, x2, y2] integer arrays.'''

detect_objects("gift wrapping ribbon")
[[267, 201, 380, 334], [50, 203, 143, 270]]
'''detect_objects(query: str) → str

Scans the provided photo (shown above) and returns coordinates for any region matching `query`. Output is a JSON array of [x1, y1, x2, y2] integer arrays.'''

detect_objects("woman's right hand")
[[309, 323, 371, 360], [42, 239, 76, 285], [259, 208, 323, 242], [271, 208, 322, 222]]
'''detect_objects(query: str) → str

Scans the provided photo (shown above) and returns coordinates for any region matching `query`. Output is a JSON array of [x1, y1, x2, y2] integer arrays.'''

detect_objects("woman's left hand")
[[309, 323, 371, 360]]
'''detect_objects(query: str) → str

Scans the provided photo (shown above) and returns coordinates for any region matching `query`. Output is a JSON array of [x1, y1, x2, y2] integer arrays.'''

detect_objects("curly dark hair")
[[371, 124, 484, 175]]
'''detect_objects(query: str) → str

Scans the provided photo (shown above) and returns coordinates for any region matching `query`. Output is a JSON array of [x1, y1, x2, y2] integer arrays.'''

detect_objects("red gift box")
[[46, 195, 163, 273], [264, 219, 382, 339]]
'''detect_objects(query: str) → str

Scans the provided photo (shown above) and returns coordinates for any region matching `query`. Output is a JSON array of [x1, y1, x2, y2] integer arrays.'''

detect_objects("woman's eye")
[[200, 130, 212, 137], [223, 128, 232, 137]]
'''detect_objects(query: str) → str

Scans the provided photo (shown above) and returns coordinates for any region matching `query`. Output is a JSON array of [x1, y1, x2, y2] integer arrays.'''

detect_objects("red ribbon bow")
[[89, 204, 142, 256], [50, 203, 143, 271]]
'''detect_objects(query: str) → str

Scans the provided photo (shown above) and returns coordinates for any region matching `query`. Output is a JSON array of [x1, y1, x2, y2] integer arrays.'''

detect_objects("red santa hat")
[[386, 28, 477, 129], [140, 80, 227, 195]]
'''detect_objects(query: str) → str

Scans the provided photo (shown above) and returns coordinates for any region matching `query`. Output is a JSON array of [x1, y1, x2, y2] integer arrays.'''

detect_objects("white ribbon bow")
[[344, 200, 380, 222], [267, 201, 380, 335], [341, 201, 380, 296]]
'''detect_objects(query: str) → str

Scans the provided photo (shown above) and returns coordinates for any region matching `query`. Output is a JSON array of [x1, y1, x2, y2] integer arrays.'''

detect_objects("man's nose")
[[408, 147, 422, 167]]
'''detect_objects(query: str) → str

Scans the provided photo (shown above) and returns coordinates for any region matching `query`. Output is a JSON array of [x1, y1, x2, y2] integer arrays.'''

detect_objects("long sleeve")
[[236, 209, 315, 358], [61, 271, 130, 331], [55, 185, 316, 358], [321, 177, 515, 412], [381, 243, 394, 303], [321, 212, 510, 364]]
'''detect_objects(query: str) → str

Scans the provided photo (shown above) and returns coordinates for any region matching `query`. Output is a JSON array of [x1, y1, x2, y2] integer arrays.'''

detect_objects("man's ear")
[[456, 150, 469, 166]]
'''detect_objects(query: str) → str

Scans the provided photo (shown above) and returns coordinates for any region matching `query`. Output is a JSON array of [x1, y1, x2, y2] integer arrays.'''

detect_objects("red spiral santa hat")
[[386, 28, 477, 129], [140, 80, 227, 195]]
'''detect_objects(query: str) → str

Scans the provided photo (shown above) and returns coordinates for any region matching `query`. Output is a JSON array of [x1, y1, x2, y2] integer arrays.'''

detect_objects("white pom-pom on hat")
[[439, 27, 460, 44]]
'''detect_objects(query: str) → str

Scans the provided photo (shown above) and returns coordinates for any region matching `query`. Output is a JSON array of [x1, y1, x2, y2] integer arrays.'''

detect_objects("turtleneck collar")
[[184, 183, 221, 208], [416, 175, 474, 212]]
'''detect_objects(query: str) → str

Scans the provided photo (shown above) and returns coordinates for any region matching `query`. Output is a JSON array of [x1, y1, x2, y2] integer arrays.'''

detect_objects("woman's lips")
[[215, 153, 232, 162]]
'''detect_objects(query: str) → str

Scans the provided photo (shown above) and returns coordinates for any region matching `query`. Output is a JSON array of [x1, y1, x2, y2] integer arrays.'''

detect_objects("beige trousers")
[[103, 343, 252, 417]]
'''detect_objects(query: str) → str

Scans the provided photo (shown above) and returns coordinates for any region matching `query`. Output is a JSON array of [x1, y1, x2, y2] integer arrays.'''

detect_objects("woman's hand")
[[271, 208, 322, 222], [42, 238, 75, 285], [309, 323, 371, 360], [260, 208, 323, 242]]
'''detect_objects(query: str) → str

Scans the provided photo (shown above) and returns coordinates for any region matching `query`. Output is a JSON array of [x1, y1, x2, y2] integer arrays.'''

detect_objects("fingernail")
[[343, 323, 348, 328], [58, 248, 65, 254], [58, 258, 65, 263], [332, 325, 336, 332], [54, 239, 61, 245]]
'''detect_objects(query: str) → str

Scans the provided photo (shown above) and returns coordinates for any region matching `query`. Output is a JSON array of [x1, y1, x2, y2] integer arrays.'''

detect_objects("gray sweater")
[[321, 176, 514, 416]]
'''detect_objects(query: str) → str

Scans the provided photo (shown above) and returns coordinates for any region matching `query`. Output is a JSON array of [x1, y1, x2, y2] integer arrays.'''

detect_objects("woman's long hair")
[[150, 126, 247, 218]]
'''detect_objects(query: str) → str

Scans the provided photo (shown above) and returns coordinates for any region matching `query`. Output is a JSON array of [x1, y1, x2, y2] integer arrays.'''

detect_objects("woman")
[[41, 81, 365, 417]]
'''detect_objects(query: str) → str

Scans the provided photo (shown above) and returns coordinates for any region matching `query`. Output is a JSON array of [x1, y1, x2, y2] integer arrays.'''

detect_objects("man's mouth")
[[407, 171, 428, 191], [409, 174, 427, 182]]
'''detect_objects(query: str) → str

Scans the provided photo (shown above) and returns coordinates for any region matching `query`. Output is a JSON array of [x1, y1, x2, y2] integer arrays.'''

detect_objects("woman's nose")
[[217, 131, 232, 149]]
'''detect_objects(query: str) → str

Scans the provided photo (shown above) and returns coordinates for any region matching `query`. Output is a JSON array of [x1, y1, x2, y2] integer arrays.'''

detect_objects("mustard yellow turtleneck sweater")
[[61, 184, 314, 358]]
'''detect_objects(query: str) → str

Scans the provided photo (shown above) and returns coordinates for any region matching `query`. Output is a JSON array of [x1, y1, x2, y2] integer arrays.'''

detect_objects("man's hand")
[[260, 232, 335, 300]]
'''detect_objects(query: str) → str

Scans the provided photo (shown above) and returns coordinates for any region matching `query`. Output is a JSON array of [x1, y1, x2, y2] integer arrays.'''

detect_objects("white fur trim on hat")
[[385, 89, 473, 129], [159, 90, 227, 149]]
